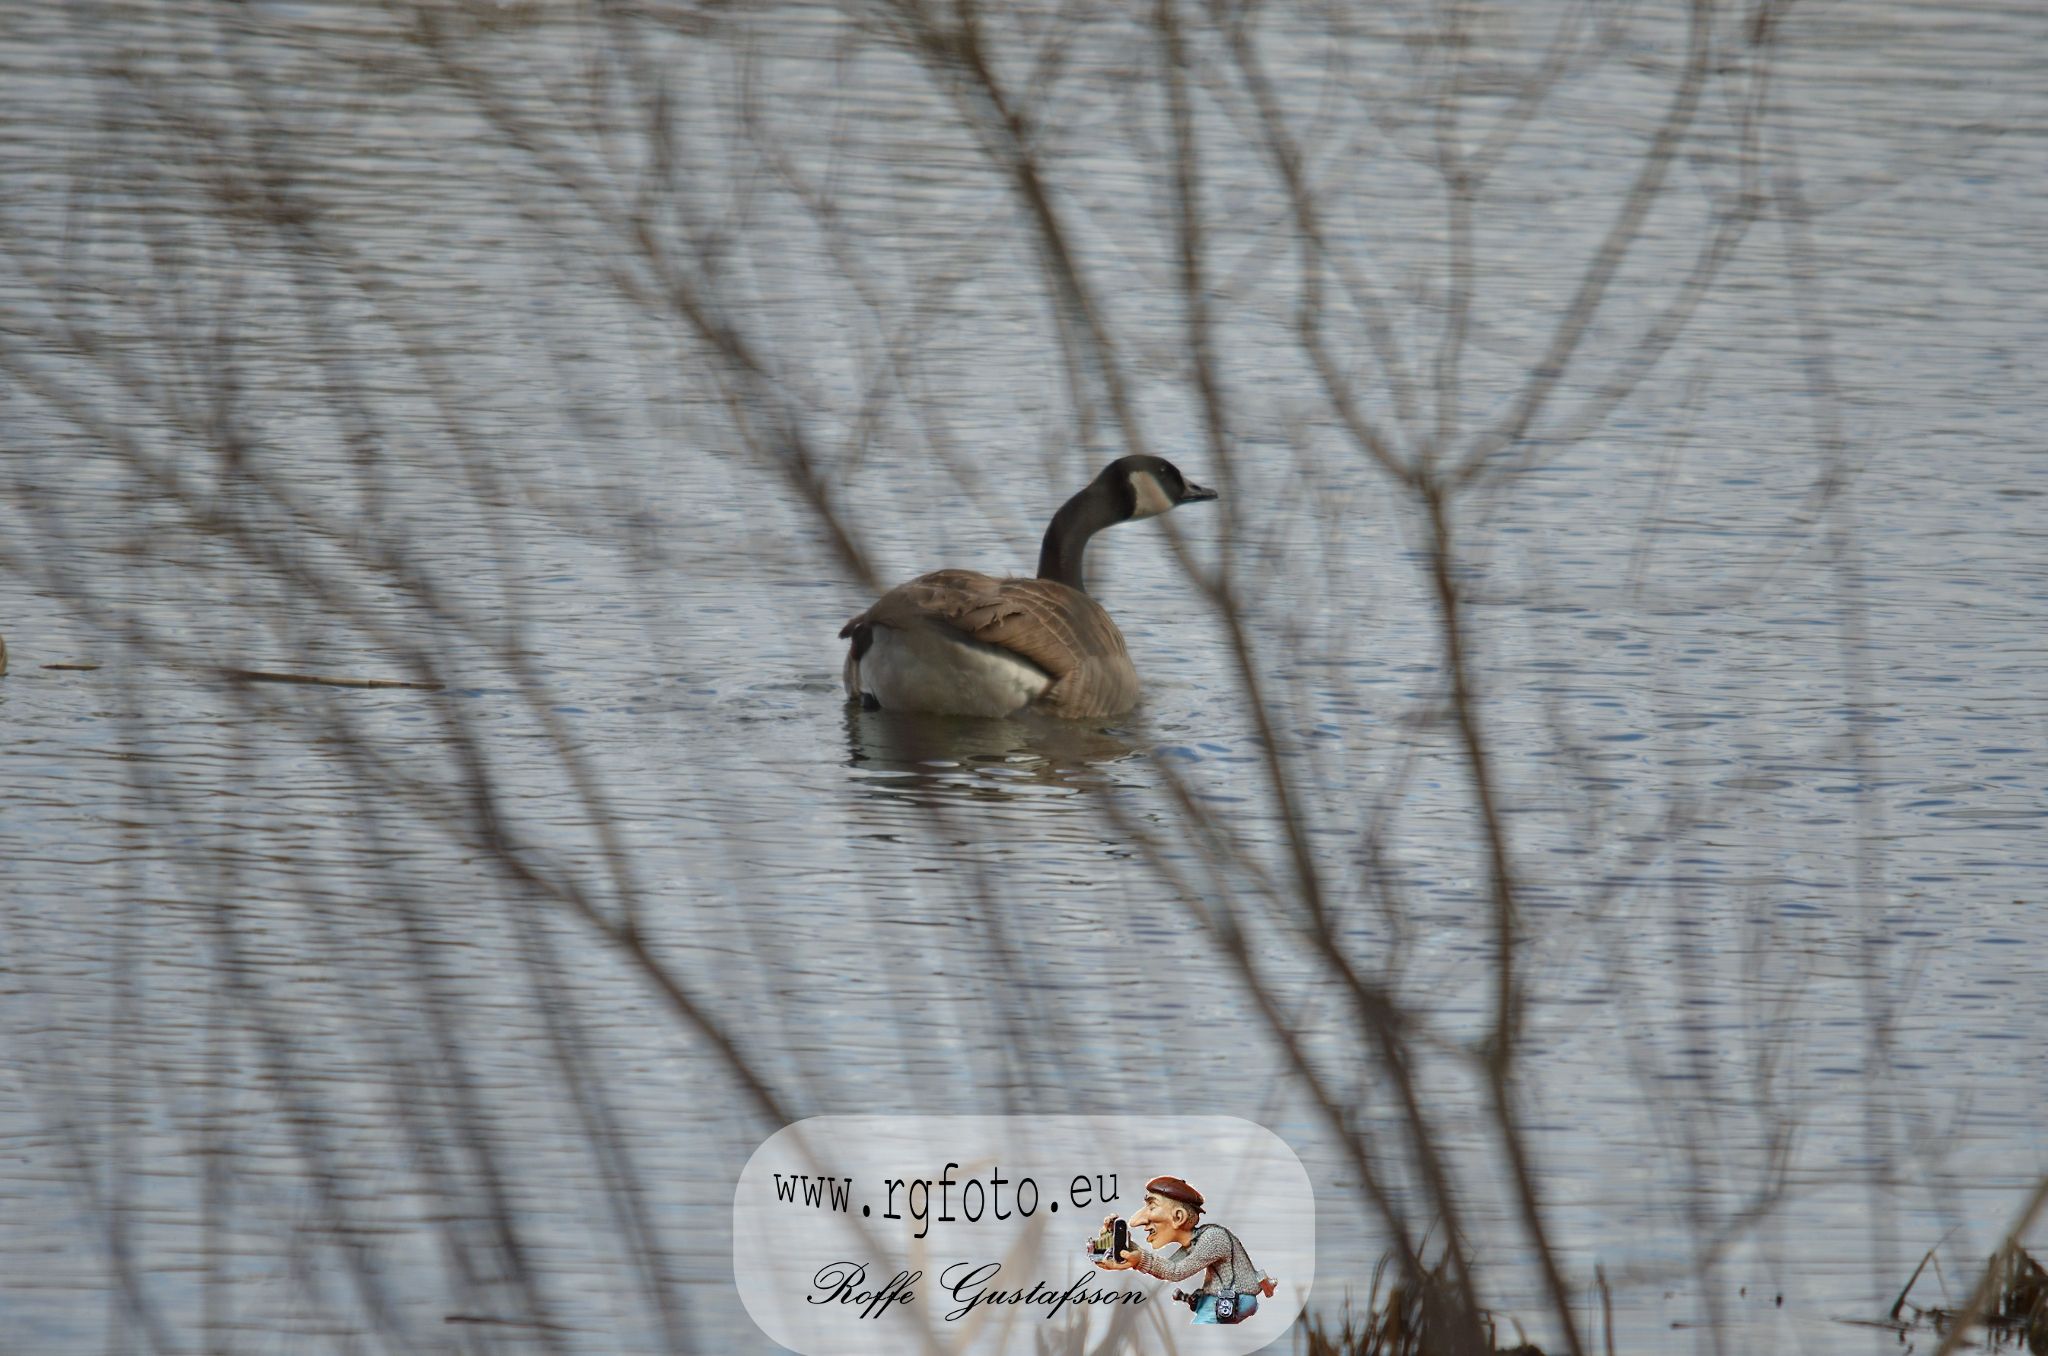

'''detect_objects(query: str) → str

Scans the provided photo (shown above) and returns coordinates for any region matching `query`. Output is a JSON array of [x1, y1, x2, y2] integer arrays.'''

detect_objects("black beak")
[[1179, 481, 1219, 504]]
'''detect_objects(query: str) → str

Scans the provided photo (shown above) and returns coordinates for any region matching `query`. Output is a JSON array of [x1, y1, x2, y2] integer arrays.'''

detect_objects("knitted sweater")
[[1128, 1225, 1267, 1296]]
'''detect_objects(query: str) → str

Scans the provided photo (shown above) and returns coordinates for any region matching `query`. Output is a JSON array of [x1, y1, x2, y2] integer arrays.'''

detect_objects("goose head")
[[1037, 455, 1218, 592], [1105, 454, 1219, 521]]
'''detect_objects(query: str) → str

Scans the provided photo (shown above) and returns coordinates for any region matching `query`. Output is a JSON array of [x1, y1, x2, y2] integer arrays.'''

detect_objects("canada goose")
[[839, 455, 1218, 719]]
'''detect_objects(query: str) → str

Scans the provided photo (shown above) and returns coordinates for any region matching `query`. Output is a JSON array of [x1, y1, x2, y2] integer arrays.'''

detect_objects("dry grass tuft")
[[1298, 1254, 1546, 1356], [1887, 1241, 2048, 1354]]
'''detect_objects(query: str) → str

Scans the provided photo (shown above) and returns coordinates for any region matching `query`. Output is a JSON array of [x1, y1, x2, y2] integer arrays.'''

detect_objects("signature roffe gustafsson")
[[807, 1260, 1147, 1323]]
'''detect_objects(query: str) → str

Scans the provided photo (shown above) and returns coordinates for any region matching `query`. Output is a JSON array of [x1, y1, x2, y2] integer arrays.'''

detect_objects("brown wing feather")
[[840, 570, 1140, 718]]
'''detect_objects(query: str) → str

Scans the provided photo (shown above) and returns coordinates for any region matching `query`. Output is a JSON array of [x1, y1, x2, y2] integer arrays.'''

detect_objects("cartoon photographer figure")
[[1093, 1175, 1277, 1325]]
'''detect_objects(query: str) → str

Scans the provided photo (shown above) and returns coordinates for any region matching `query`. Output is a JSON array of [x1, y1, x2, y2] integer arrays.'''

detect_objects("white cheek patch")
[[1129, 469, 1176, 520]]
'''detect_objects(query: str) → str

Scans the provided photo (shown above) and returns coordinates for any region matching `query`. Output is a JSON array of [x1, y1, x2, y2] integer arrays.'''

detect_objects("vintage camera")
[[1088, 1217, 1130, 1261], [1215, 1295, 1236, 1321]]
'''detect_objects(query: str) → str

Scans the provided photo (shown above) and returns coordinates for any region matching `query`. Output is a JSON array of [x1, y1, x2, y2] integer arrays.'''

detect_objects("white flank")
[[857, 626, 1051, 717]]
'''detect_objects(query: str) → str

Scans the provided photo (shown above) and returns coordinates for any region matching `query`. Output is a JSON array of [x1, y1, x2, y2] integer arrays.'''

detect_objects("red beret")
[[1144, 1176, 1204, 1210]]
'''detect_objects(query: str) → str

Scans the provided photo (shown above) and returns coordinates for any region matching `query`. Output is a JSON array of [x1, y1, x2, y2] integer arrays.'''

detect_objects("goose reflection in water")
[[841, 704, 1142, 808]]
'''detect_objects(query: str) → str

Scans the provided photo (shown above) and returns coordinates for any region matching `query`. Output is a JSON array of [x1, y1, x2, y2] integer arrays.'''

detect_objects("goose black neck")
[[1035, 477, 1125, 593]]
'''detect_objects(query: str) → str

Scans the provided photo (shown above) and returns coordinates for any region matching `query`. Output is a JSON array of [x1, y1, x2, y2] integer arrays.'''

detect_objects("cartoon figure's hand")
[[1094, 1251, 1138, 1272], [1260, 1277, 1278, 1298]]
